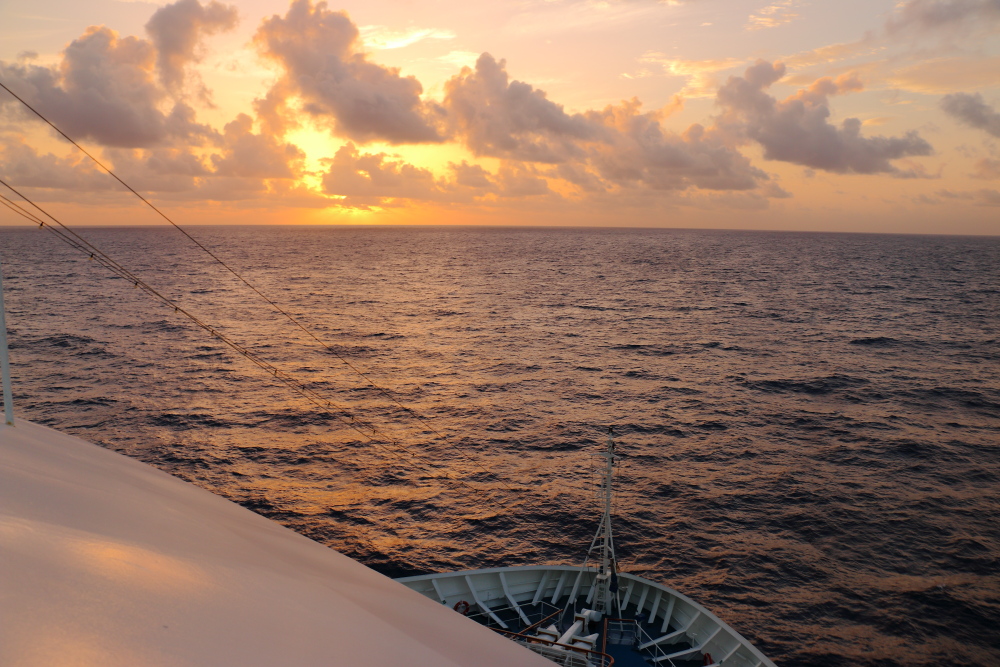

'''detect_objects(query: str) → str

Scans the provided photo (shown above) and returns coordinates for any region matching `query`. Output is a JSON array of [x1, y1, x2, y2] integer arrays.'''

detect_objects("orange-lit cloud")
[[635, 54, 746, 98], [0, 0, 998, 232], [886, 56, 1000, 94], [254, 0, 442, 144], [746, 0, 802, 31]]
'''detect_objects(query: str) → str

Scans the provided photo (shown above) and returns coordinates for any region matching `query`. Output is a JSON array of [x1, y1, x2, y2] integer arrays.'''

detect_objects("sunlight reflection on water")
[[2, 226, 999, 666]]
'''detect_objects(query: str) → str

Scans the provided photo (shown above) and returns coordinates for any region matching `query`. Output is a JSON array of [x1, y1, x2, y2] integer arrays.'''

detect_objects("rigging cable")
[[0, 79, 511, 494], [0, 179, 514, 505]]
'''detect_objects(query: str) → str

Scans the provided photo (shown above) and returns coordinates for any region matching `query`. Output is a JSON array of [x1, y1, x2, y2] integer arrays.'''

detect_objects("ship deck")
[[397, 565, 777, 667]]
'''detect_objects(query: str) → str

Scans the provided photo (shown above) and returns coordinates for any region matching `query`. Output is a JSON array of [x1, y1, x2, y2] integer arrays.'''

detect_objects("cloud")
[[210, 113, 305, 178], [971, 158, 1000, 179], [584, 99, 768, 191], [886, 55, 1000, 94], [0, 21, 218, 148], [885, 0, 1000, 35], [717, 61, 933, 175], [443, 53, 601, 163], [443, 55, 771, 198], [145, 0, 238, 93], [449, 161, 495, 190], [940, 92, 1000, 137], [746, 0, 802, 31], [358, 25, 456, 50], [321, 143, 441, 203], [495, 163, 552, 197], [781, 42, 870, 70], [443, 55, 768, 195], [0, 137, 116, 193], [254, 0, 442, 144], [636, 54, 746, 97]]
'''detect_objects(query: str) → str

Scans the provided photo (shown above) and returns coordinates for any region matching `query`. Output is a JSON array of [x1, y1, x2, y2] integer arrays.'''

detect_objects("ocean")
[[1, 225, 998, 666]]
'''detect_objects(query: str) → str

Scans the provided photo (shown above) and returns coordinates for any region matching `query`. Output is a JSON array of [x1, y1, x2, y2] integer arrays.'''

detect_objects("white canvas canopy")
[[0, 420, 552, 667]]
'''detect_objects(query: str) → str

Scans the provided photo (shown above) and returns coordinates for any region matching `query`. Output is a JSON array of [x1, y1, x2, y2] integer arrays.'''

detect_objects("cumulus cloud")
[[443, 53, 601, 163], [494, 163, 552, 197], [0, 138, 116, 193], [584, 99, 767, 191], [717, 61, 933, 175], [145, 0, 238, 93], [940, 92, 1000, 137], [321, 143, 441, 202], [0, 109, 305, 204], [450, 161, 495, 190], [0, 18, 219, 148], [442, 55, 770, 196], [211, 113, 305, 178], [255, 0, 441, 144]]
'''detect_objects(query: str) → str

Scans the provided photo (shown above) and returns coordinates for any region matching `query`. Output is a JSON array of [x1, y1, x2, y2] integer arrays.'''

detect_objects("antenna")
[[0, 256, 14, 426]]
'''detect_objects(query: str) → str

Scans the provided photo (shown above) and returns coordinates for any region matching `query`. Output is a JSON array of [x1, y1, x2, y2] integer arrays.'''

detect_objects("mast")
[[0, 256, 14, 426], [585, 427, 618, 615]]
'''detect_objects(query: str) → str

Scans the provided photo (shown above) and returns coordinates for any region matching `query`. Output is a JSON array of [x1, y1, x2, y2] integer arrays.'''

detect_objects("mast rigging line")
[[0, 78, 509, 494], [0, 178, 517, 505], [0, 81, 504, 494]]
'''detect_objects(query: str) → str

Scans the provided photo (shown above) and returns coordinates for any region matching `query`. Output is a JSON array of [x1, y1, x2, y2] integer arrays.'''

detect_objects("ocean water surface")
[[1, 225, 998, 666]]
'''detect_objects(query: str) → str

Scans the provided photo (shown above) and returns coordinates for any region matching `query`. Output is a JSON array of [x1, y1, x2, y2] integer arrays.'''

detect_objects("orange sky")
[[1, 0, 998, 234]]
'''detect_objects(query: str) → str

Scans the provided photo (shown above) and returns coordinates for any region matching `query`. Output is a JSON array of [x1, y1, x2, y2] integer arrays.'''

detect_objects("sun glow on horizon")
[[0, 0, 997, 233]]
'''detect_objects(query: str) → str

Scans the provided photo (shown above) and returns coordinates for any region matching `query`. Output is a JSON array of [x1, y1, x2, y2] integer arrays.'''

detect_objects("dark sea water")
[[1, 225, 998, 666]]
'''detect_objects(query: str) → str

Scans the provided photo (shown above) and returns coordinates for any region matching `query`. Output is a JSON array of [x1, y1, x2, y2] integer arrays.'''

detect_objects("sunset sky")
[[0, 0, 998, 233]]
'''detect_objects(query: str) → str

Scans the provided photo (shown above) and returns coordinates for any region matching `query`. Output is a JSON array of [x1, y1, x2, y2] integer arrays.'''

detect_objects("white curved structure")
[[0, 420, 553, 667], [398, 565, 777, 667]]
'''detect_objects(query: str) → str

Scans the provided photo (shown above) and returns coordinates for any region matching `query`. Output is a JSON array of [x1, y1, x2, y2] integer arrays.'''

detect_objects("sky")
[[0, 0, 998, 233]]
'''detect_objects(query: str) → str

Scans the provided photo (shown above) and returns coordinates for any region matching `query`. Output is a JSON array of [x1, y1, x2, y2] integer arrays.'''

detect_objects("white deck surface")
[[0, 420, 552, 666]]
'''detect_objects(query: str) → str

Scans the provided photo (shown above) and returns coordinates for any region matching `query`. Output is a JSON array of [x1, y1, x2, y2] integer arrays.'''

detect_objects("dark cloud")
[[940, 92, 1000, 137], [255, 0, 441, 144], [717, 61, 933, 174], [885, 0, 1000, 34], [145, 0, 238, 93], [443, 53, 600, 163], [0, 25, 217, 148]]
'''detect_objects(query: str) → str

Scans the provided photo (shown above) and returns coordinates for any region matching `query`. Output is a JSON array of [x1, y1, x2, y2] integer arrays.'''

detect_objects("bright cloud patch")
[[637, 54, 746, 97], [358, 25, 456, 50], [746, 0, 802, 30]]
